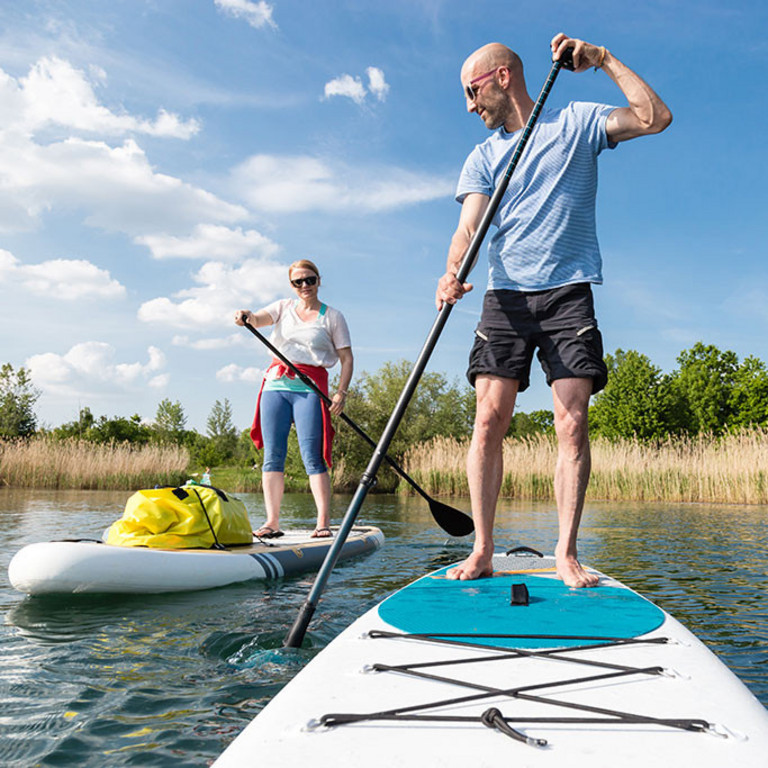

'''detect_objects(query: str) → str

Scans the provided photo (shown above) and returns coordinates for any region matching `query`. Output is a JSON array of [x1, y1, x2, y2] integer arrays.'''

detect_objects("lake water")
[[1, 489, 767, 766]]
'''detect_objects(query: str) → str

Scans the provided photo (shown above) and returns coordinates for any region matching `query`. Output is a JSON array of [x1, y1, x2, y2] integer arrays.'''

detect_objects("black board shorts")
[[467, 283, 608, 394]]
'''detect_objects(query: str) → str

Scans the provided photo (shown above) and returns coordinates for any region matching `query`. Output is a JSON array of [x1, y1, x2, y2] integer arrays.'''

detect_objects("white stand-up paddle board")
[[214, 549, 768, 767], [8, 526, 384, 595]]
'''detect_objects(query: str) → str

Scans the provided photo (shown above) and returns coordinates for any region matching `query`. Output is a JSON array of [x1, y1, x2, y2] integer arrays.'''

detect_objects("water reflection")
[[0, 490, 766, 767]]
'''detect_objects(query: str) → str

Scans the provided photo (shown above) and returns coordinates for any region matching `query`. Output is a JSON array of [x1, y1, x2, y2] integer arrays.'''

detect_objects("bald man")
[[436, 33, 672, 586]]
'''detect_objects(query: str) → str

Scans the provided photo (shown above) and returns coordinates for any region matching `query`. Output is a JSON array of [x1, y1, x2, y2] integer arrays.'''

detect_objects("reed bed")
[[403, 430, 768, 505], [0, 438, 189, 490]]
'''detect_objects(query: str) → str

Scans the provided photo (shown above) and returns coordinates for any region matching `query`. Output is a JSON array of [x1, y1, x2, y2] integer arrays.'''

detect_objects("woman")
[[235, 259, 353, 539]]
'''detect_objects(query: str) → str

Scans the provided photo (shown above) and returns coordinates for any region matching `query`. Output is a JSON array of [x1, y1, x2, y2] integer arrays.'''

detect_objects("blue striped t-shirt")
[[456, 101, 617, 292]]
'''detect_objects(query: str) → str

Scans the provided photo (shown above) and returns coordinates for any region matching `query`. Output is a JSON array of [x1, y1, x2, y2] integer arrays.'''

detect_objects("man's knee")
[[552, 379, 591, 443], [473, 400, 514, 447], [474, 377, 517, 436], [554, 411, 590, 464]]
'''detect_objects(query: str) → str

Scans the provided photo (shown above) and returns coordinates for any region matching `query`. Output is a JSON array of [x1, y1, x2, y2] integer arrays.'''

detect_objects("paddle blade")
[[428, 499, 474, 537]]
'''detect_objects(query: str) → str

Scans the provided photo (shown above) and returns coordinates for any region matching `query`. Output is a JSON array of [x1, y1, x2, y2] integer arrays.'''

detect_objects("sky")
[[1, 0, 766, 433]]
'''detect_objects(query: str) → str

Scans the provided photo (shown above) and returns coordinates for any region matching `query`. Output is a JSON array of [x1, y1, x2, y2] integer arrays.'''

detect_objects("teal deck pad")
[[378, 568, 665, 648]]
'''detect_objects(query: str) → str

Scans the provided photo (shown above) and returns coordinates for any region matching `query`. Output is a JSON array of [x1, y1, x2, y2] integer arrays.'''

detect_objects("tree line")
[[3, 340, 768, 486], [47, 398, 244, 468], [0, 361, 242, 468], [590, 343, 768, 439]]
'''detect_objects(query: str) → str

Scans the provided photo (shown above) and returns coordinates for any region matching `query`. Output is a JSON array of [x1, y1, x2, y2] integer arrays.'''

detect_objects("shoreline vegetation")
[[0, 438, 189, 491], [2, 430, 768, 506], [402, 431, 768, 506], [5, 345, 768, 504]]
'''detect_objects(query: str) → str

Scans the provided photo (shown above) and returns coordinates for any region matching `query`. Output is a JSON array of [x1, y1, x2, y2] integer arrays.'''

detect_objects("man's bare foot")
[[446, 551, 494, 580], [556, 554, 599, 588]]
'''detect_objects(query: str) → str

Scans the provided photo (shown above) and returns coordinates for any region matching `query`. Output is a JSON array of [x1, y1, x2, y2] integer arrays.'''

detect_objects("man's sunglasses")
[[464, 67, 501, 102], [290, 275, 318, 288]]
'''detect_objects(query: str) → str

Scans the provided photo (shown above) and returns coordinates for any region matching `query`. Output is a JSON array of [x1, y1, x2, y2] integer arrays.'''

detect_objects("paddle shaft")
[[284, 52, 570, 649], [241, 319, 465, 518]]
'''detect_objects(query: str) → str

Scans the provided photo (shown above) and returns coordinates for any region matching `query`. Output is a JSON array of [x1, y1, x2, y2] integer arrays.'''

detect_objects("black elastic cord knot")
[[480, 708, 547, 748], [480, 707, 503, 728]]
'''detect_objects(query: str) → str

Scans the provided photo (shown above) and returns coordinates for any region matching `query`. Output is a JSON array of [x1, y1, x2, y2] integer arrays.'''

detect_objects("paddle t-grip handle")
[[557, 46, 575, 71]]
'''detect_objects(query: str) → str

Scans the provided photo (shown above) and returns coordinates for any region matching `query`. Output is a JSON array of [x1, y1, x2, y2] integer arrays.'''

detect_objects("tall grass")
[[0, 438, 189, 490], [403, 430, 768, 505], [8, 431, 768, 504]]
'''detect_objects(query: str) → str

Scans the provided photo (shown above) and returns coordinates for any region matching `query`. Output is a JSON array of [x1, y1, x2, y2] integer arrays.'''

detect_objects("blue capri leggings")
[[259, 389, 327, 475]]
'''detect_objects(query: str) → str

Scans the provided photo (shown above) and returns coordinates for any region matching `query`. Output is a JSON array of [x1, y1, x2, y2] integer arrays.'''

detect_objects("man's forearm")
[[446, 228, 473, 276]]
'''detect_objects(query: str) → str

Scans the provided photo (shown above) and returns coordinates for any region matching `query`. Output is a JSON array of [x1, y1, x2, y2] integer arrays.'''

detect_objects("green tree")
[[89, 413, 151, 444], [529, 409, 555, 434], [333, 360, 476, 490], [235, 427, 260, 467], [728, 355, 768, 429], [52, 408, 151, 444], [590, 349, 680, 440], [153, 398, 187, 444], [184, 430, 214, 467], [206, 398, 238, 462], [672, 343, 738, 434], [355, 360, 474, 445], [0, 363, 41, 437], [507, 409, 555, 438], [52, 406, 95, 440]]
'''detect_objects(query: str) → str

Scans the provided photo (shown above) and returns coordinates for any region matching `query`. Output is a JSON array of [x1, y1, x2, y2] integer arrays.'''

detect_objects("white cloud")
[[324, 74, 366, 105], [214, 0, 277, 29], [27, 343, 168, 396], [0, 249, 125, 299], [0, 60, 245, 235], [0, 249, 19, 276], [231, 154, 454, 213], [172, 333, 247, 350], [0, 134, 247, 235], [323, 67, 389, 105], [135, 224, 279, 261], [216, 363, 265, 384], [149, 373, 170, 388], [366, 67, 390, 101], [138, 257, 287, 330], [7, 56, 199, 138]]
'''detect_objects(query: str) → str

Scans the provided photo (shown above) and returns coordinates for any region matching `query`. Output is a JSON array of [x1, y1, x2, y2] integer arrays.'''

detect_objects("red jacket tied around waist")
[[249, 360, 336, 468]]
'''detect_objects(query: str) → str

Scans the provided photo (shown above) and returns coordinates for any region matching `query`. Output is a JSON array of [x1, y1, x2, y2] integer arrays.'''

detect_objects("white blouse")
[[263, 299, 351, 369]]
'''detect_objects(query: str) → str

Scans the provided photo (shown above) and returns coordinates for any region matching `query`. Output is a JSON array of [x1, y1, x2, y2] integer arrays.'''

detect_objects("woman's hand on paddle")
[[436, 272, 473, 310], [329, 391, 346, 416], [235, 308, 273, 328]]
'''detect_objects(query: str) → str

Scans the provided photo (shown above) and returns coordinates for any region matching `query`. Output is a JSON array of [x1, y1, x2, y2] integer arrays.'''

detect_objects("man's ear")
[[497, 66, 511, 89]]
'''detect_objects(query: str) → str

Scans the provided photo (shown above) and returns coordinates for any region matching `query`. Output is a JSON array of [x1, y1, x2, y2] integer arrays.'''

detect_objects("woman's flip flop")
[[254, 526, 284, 539]]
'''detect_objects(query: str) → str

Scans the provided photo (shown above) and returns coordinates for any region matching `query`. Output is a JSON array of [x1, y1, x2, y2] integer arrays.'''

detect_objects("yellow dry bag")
[[106, 485, 252, 549]]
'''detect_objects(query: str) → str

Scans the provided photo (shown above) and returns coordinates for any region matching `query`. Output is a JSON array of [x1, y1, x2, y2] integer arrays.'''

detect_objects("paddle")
[[241, 319, 474, 537], [283, 47, 574, 649]]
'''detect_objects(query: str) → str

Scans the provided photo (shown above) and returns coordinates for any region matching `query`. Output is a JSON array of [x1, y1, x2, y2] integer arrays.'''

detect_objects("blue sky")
[[1, 0, 766, 432]]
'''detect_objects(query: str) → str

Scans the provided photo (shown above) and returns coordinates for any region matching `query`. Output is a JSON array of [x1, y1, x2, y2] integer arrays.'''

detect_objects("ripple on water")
[[1, 494, 767, 767]]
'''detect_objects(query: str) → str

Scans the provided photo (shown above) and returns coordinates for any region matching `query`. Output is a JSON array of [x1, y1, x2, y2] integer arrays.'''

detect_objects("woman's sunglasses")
[[290, 275, 318, 288]]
